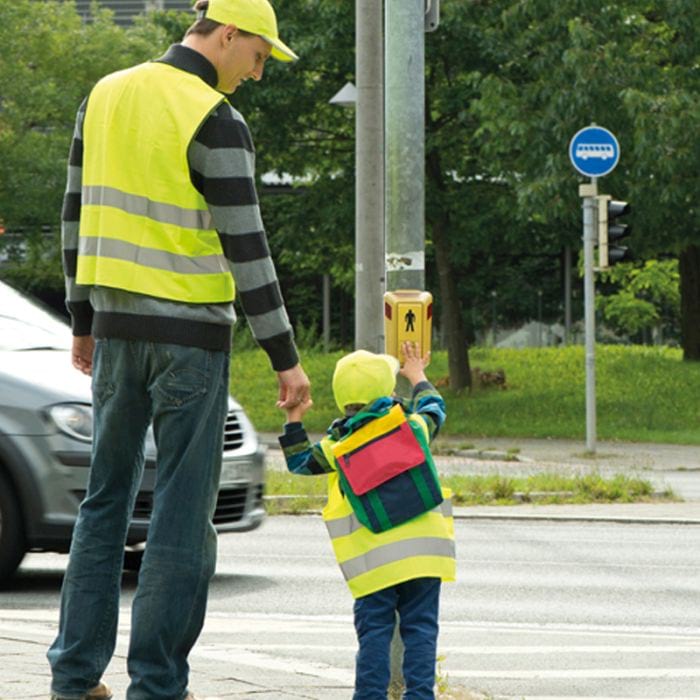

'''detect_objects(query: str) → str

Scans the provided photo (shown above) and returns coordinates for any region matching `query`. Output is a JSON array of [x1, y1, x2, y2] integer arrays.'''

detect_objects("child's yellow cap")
[[332, 350, 400, 413]]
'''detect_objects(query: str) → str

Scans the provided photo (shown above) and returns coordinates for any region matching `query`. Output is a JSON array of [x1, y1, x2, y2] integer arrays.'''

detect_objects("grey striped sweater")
[[62, 44, 298, 371]]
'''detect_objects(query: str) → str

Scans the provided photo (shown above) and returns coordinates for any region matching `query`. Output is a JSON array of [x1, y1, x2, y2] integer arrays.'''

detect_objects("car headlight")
[[48, 404, 93, 443]]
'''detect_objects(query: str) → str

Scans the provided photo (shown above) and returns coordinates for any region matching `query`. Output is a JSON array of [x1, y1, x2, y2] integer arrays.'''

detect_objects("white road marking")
[[192, 646, 354, 684], [449, 668, 700, 680], [3, 609, 700, 688]]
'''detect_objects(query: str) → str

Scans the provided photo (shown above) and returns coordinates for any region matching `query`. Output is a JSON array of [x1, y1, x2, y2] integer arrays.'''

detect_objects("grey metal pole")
[[582, 180, 598, 452], [491, 290, 497, 346], [385, 0, 425, 293], [355, 0, 385, 352], [564, 245, 572, 345], [385, 1, 426, 692], [322, 273, 331, 352]]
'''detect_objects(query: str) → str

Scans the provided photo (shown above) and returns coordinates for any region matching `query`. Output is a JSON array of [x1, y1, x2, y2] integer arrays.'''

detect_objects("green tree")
[[620, 1, 700, 359], [597, 259, 680, 339], [423, 0, 569, 389], [0, 0, 167, 290], [471, 0, 698, 358]]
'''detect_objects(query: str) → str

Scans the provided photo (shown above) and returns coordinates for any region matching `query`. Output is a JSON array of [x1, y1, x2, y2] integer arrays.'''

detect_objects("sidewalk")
[[0, 610, 355, 700], [432, 435, 700, 473], [260, 432, 700, 474]]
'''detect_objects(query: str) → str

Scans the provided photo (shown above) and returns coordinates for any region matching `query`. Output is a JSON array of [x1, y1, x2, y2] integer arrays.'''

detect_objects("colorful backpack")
[[329, 402, 443, 533]]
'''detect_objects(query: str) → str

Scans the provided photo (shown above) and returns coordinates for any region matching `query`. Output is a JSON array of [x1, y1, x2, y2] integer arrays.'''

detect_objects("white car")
[[0, 280, 266, 583]]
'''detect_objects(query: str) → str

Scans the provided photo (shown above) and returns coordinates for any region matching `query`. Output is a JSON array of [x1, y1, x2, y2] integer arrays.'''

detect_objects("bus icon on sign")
[[575, 143, 615, 160], [569, 125, 620, 177]]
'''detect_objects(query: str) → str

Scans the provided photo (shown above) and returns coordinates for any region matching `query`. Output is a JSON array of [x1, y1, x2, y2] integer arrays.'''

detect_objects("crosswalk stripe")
[[449, 667, 700, 680]]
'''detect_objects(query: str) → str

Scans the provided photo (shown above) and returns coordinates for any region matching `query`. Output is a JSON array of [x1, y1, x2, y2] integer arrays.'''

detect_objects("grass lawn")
[[263, 468, 673, 513], [231, 344, 700, 444]]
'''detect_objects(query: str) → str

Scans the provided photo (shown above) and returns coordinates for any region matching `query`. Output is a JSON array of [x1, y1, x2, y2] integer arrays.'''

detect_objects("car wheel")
[[0, 471, 27, 585]]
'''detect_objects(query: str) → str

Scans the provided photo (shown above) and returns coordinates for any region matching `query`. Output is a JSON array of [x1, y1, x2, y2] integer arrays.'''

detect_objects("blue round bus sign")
[[569, 126, 620, 177]]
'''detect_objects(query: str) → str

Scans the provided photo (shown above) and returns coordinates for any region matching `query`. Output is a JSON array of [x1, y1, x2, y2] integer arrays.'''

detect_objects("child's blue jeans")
[[352, 577, 441, 699]]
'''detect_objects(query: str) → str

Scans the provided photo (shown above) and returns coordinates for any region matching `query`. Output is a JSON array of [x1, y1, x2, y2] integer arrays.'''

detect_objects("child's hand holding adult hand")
[[283, 397, 313, 424]]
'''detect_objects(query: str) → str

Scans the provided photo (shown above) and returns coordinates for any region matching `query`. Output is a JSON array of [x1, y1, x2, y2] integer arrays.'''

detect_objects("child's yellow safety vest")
[[319, 402, 456, 598]]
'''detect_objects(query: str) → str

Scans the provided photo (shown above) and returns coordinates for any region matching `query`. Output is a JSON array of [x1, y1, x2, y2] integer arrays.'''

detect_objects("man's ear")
[[221, 24, 239, 45]]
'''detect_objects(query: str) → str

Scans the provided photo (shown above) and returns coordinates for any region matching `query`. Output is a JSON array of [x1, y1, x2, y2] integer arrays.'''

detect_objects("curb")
[[436, 448, 532, 463], [263, 498, 700, 526], [448, 512, 700, 525]]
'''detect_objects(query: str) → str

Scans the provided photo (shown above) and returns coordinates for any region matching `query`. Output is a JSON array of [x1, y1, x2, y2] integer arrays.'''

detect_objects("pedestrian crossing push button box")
[[384, 290, 433, 364]]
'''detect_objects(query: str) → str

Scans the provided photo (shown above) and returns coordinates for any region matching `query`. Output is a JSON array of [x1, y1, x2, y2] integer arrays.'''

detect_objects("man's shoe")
[[86, 684, 112, 700], [51, 681, 112, 700]]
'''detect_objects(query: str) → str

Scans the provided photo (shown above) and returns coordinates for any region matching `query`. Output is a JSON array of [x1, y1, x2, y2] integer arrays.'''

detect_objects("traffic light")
[[597, 195, 631, 269]]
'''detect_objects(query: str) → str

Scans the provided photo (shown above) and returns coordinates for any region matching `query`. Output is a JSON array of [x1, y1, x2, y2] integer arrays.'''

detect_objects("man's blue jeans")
[[353, 577, 441, 700], [48, 339, 230, 700]]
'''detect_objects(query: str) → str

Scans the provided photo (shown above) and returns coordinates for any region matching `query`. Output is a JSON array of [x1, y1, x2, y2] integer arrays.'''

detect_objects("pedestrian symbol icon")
[[404, 309, 416, 333]]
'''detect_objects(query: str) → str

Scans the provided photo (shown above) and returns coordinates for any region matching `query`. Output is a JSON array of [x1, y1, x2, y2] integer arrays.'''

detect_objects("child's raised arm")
[[399, 341, 431, 387], [399, 341, 446, 441]]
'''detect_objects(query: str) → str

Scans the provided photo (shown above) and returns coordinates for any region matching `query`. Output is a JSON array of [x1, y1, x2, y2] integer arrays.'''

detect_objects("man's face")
[[218, 30, 271, 94]]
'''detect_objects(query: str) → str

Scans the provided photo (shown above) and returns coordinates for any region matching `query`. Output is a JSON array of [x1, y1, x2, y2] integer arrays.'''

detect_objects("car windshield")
[[0, 281, 72, 351]]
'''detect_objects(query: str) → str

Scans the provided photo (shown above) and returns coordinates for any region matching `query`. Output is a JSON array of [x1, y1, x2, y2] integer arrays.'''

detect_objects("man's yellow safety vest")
[[77, 61, 234, 304], [320, 424, 456, 599]]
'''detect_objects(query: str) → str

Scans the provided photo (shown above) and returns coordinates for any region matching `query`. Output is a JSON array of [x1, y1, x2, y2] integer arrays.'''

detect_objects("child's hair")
[[343, 403, 366, 417]]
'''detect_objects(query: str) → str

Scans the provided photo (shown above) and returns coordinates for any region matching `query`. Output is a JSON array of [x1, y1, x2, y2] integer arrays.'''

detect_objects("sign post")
[[568, 125, 620, 454]]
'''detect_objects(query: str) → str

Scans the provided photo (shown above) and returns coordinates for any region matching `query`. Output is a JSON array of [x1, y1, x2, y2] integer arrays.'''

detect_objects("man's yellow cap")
[[204, 0, 298, 62], [332, 350, 400, 414]]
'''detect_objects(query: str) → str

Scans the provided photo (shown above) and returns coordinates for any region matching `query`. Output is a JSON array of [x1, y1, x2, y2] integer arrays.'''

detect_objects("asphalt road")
[[4, 514, 700, 699]]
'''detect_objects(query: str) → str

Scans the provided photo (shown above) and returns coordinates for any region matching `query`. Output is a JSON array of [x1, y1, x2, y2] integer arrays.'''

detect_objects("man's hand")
[[276, 363, 311, 409], [72, 335, 95, 376]]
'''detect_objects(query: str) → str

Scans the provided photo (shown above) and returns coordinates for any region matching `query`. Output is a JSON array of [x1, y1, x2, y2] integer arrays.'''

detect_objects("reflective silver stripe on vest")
[[325, 511, 365, 539], [439, 498, 453, 518], [83, 185, 213, 230], [325, 499, 453, 540], [78, 236, 226, 276], [339, 537, 455, 581]]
